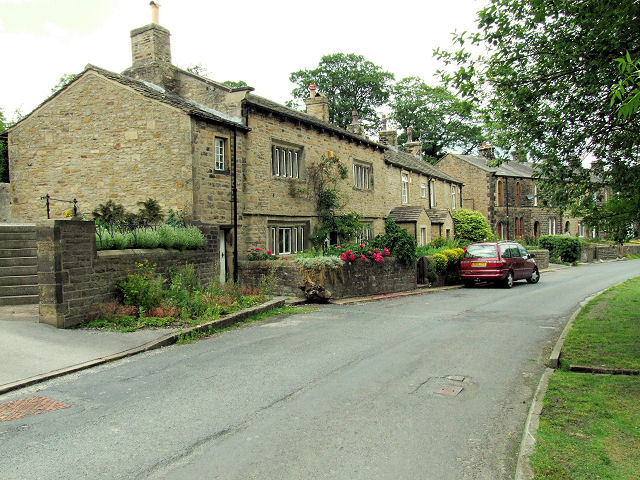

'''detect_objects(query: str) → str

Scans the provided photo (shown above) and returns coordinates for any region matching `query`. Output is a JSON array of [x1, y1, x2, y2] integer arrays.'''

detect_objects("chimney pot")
[[407, 127, 413, 143], [150, 1, 160, 24], [352, 110, 358, 123], [381, 114, 387, 130], [309, 83, 317, 98]]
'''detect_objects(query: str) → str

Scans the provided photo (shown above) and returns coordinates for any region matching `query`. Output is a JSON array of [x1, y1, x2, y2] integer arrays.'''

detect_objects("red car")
[[461, 241, 540, 288]]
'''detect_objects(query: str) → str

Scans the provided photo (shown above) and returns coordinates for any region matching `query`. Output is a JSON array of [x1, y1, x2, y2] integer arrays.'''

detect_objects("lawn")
[[529, 276, 640, 479]]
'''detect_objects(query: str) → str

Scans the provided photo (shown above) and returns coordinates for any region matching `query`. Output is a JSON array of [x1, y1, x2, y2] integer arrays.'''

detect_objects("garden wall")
[[37, 220, 218, 328], [528, 249, 549, 270], [579, 244, 640, 263], [238, 258, 417, 300]]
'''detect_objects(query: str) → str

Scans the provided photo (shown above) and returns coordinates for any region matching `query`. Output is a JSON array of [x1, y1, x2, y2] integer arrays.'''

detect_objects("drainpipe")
[[505, 177, 510, 239], [233, 126, 238, 283]]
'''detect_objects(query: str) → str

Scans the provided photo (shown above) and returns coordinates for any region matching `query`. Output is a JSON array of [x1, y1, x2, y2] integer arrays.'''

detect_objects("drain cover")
[[434, 385, 464, 396], [0, 396, 70, 422]]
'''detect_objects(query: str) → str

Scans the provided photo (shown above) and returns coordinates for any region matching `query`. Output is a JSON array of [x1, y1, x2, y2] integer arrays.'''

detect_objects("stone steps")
[[0, 224, 38, 306]]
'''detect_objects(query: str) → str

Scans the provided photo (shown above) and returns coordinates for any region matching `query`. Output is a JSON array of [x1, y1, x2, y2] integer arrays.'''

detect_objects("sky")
[[0, 0, 487, 123]]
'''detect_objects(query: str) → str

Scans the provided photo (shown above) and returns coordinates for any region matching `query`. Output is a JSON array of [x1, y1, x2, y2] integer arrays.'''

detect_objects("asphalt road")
[[1, 260, 638, 480]]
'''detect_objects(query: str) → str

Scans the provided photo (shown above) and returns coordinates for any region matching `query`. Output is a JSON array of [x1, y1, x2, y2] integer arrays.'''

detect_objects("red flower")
[[336, 246, 341, 249], [267, 249, 271, 255], [374, 248, 378, 253], [341, 253, 348, 261], [349, 254, 356, 261], [359, 244, 364, 248], [256, 247, 261, 251], [361, 254, 366, 260], [346, 250, 351, 255]]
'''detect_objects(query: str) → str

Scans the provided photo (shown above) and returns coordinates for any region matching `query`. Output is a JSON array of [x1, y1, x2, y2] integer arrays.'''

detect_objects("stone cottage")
[[6, 10, 464, 281], [436, 144, 590, 239]]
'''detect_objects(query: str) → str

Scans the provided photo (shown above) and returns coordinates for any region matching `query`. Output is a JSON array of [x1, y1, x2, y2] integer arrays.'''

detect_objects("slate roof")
[[8, 64, 249, 132], [244, 94, 382, 149], [385, 149, 462, 184], [426, 209, 450, 224], [445, 154, 536, 178], [388, 206, 426, 223]]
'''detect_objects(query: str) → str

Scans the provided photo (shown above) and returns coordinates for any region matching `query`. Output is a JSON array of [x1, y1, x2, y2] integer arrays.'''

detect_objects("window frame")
[[272, 145, 301, 179], [401, 173, 409, 204], [214, 137, 227, 171], [420, 183, 427, 199], [451, 185, 456, 209], [429, 180, 435, 208], [269, 224, 306, 255], [353, 162, 372, 190]]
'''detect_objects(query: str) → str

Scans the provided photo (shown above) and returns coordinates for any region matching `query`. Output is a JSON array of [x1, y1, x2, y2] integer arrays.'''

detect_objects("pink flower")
[[368, 250, 372, 254], [267, 249, 271, 255], [359, 244, 364, 248], [374, 248, 378, 253], [374, 254, 382, 263], [361, 254, 366, 260], [273, 254, 277, 258], [338, 159, 342, 163], [336, 245, 341, 249], [322, 167, 327, 171], [341, 253, 348, 261], [346, 250, 351, 255], [284, 257, 288, 260], [256, 247, 260, 251], [349, 254, 356, 261]]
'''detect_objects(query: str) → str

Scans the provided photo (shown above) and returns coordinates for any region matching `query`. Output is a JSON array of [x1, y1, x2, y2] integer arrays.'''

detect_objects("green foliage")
[[370, 218, 417, 265], [165, 208, 187, 228], [289, 53, 394, 132], [96, 224, 205, 251], [389, 77, 483, 161], [435, 0, 640, 236], [136, 198, 164, 224], [538, 235, 582, 263], [247, 247, 278, 260], [116, 260, 163, 311], [51, 73, 79, 94], [611, 52, 640, 120], [293, 255, 344, 271], [416, 238, 466, 258], [92, 200, 126, 223], [451, 209, 492, 242], [432, 253, 448, 272], [222, 80, 249, 89]]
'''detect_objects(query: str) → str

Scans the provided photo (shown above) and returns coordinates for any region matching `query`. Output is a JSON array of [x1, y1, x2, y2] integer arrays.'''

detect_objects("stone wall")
[[0, 183, 10, 221], [37, 220, 218, 328], [528, 249, 549, 270], [238, 257, 417, 299]]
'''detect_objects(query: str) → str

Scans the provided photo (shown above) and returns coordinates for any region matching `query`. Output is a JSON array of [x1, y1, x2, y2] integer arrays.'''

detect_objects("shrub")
[[116, 260, 163, 310], [370, 218, 416, 265], [136, 229, 161, 249], [451, 209, 492, 242], [432, 253, 448, 272], [538, 235, 581, 263]]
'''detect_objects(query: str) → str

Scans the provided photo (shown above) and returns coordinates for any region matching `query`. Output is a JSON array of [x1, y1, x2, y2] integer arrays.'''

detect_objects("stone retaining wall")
[[528, 249, 549, 270], [238, 257, 417, 299], [580, 244, 640, 263], [37, 220, 218, 328], [0, 183, 10, 222]]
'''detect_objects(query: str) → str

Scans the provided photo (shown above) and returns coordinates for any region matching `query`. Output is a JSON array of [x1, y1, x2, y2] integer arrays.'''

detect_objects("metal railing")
[[40, 193, 78, 219]]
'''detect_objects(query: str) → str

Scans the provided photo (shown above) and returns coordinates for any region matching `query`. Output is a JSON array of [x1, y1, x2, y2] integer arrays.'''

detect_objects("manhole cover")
[[0, 396, 70, 422], [434, 385, 464, 396]]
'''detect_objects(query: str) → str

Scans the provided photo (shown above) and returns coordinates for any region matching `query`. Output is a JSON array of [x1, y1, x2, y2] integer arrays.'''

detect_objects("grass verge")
[[530, 372, 640, 479], [560, 276, 640, 371], [530, 276, 640, 479], [176, 305, 315, 344]]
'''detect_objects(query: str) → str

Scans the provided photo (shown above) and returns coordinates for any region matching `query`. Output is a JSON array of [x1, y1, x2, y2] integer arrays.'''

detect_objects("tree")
[[389, 77, 484, 162], [611, 52, 640, 120], [435, 0, 640, 238], [51, 73, 79, 94], [223, 80, 249, 89], [289, 53, 394, 132]]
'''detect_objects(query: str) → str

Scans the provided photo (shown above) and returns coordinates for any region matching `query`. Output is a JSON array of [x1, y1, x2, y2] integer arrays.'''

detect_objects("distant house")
[[6, 10, 463, 281], [436, 145, 591, 239]]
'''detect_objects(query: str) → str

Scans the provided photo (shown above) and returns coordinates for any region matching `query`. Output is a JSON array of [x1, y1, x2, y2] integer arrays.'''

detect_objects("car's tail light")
[[486, 261, 505, 268]]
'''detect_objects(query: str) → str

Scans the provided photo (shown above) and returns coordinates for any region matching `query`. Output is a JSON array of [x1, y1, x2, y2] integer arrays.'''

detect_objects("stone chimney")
[[346, 110, 365, 136], [305, 83, 330, 122], [378, 114, 397, 148], [478, 142, 495, 160], [405, 127, 422, 157], [123, 2, 178, 92]]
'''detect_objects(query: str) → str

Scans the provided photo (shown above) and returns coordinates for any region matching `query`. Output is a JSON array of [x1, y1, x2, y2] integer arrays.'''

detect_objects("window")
[[497, 181, 503, 206], [578, 222, 585, 237], [420, 227, 427, 246], [353, 163, 372, 189], [516, 182, 521, 206], [429, 180, 435, 208], [269, 225, 305, 255], [548, 217, 556, 235], [402, 173, 409, 204], [272, 146, 300, 178], [451, 185, 457, 209], [497, 221, 506, 240], [533, 185, 538, 206], [356, 224, 373, 243], [214, 137, 226, 171], [520, 218, 524, 239], [515, 218, 520, 238], [420, 183, 427, 198]]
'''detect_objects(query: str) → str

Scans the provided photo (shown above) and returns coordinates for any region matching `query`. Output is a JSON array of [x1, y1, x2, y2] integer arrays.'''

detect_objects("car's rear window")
[[464, 245, 498, 259]]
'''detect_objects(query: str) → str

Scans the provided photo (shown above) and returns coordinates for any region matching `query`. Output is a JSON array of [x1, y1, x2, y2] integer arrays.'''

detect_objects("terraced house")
[[5, 11, 463, 282], [436, 145, 591, 240]]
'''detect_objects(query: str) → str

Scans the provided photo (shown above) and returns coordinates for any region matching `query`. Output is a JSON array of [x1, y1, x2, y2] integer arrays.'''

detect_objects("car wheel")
[[526, 268, 540, 284], [503, 271, 514, 289], [464, 280, 474, 288]]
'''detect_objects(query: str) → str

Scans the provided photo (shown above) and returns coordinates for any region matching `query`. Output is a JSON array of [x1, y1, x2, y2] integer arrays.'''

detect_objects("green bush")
[[538, 235, 582, 263], [432, 253, 448, 272], [370, 218, 417, 265], [116, 260, 163, 310], [136, 229, 161, 249], [451, 209, 492, 242]]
